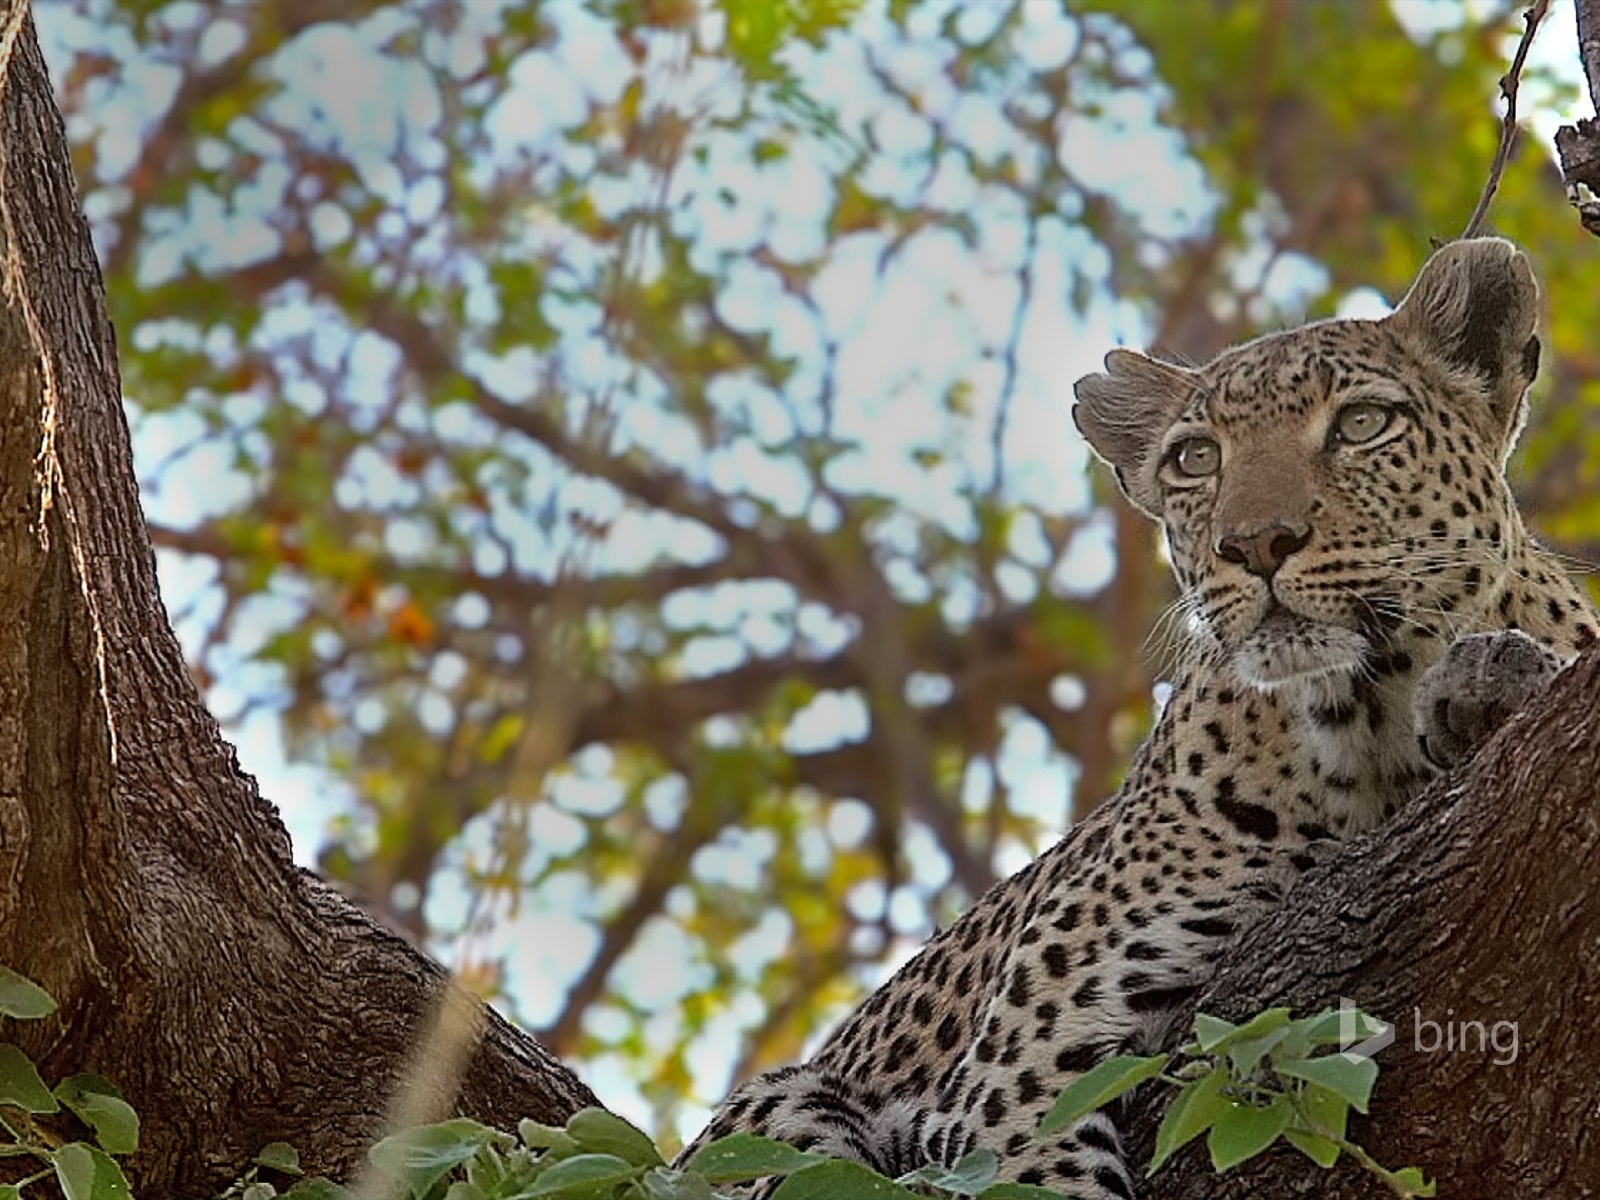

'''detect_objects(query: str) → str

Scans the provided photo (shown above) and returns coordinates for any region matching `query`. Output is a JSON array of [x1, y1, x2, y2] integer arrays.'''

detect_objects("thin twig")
[[1463, 0, 1551, 239]]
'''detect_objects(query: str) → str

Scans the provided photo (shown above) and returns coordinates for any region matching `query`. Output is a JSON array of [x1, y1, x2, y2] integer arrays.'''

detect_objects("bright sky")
[[33, 0, 1595, 1141]]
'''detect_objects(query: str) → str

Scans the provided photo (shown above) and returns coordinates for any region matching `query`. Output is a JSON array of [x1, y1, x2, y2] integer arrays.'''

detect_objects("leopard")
[[677, 238, 1598, 1198]]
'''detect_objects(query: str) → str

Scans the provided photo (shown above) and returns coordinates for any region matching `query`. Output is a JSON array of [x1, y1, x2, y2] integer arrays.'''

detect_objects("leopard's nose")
[[1215, 523, 1311, 579]]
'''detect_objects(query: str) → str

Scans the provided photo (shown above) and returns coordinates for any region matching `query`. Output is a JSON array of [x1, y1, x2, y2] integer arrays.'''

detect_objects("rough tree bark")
[[0, 10, 595, 1197], [1131, 649, 1600, 1197], [1556, 0, 1600, 235]]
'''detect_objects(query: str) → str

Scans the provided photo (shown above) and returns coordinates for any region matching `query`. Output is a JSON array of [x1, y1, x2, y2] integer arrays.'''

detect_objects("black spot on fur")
[[1212, 777, 1280, 841], [1124, 984, 1199, 1014]]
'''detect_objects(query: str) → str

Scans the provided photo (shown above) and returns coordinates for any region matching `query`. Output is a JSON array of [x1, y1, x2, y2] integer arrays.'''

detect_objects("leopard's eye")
[[1331, 402, 1393, 446], [1169, 437, 1220, 478]]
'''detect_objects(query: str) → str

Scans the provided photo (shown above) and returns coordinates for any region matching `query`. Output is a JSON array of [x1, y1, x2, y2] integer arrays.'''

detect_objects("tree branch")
[[1577, 0, 1600, 111], [146, 521, 786, 619], [292, 251, 854, 607], [1556, 0, 1600, 235], [0, 16, 597, 1193], [536, 815, 722, 1056], [1462, 0, 1550, 239], [100, 2, 372, 279]]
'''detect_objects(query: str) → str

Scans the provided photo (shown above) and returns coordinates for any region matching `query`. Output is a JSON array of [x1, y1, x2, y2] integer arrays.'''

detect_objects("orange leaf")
[[388, 600, 434, 647], [343, 576, 378, 621]]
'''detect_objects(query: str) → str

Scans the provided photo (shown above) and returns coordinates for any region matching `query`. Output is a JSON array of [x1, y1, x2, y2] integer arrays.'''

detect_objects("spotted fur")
[[679, 239, 1596, 1197]]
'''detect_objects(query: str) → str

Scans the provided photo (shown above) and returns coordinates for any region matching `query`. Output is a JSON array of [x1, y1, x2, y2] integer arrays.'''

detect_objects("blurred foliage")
[[38, 0, 1600, 1143]]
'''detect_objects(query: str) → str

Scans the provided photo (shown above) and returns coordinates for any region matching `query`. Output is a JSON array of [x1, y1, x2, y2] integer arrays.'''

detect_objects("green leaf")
[[1283, 1129, 1341, 1169], [1195, 1007, 1291, 1055], [769, 1160, 921, 1199], [1292, 1008, 1341, 1038], [256, 1143, 304, 1174], [1346, 1010, 1391, 1044], [1207, 1098, 1293, 1172], [1227, 1007, 1293, 1041], [1228, 1026, 1291, 1078], [752, 139, 789, 164], [1192, 1013, 1239, 1052], [56, 1076, 139, 1155], [1299, 1082, 1350, 1141], [54, 1146, 96, 1200], [0, 1044, 59, 1113], [0, 1186, 21, 1200], [0, 968, 56, 1020], [685, 1133, 826, 1183], [369, 1118, 500, 1196], [527, 1153, 639, 1197], [1149, 1065, 1229, 1174], [1290, 1008, 1386, 1050], [1272, 1016, 1315, 1062], [54, 1073, 124, 1101], [1038, 1054, 1168, 1134], [518, 1121, 563, 1146], [565, 1108, 663, 1167], [1273, 1054, 1379, 1113], [975, 1185, 1074, 1199], [519, 1120, 579, 1154], [462, 1144, 514, 1192], [896, 1148, 997, 1194], [281, 1180, 353, 1200], [53, 1143, 131, 1200], [640, 1168, 720, 1200], [1389, 1166, 1437, 1197]]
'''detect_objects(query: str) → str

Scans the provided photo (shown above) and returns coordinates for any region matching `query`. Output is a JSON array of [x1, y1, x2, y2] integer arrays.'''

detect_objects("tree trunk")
[[0, 11, 595, 1197], [1132, 648, 1600, 1197]]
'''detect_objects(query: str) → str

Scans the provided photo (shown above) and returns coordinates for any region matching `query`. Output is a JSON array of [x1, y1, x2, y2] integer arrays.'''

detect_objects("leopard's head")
[[1073, 238, 1541, 690]]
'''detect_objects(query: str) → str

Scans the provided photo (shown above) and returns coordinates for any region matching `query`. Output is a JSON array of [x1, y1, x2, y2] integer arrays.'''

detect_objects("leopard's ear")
[[1072, 349, 1196, 518], [1386, 237, 1541, 436]]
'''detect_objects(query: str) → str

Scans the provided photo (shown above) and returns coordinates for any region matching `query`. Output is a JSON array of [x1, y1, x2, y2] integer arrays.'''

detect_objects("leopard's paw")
[[1413, 629, 1560, 771]]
